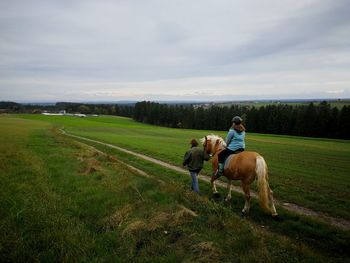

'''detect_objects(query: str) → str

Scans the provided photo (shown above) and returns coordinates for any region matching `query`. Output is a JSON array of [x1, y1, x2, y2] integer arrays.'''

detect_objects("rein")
[[214, 148, 224, 157], [204, 136, 225, 157], [211, 146, 225, 158]]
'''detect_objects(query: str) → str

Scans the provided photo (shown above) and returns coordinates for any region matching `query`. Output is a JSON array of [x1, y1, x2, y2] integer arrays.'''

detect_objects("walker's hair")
[[190, 139, 198, 147]]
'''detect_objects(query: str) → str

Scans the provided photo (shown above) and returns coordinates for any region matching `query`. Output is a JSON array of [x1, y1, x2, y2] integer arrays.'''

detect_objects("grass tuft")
[[103, 204, 133, 230], [122, 220, 147, 237], [190, 241, 222, 262]]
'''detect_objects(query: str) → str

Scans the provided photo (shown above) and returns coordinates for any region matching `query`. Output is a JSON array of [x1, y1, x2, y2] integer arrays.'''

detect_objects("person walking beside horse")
[[183, 139, 210, 193]]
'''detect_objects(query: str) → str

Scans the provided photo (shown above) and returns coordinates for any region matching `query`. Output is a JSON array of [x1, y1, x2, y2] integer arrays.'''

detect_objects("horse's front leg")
[[211, 160, 219, 194], [225, 179, 232, 202], [211, 175, 218, 194]]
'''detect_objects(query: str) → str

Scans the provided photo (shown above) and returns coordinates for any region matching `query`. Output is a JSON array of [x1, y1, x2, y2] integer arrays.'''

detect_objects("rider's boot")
[[216, 163, 224, 178]]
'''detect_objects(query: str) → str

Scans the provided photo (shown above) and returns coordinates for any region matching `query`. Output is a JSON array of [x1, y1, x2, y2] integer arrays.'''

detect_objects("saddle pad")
[[224, 154, 236, 170]]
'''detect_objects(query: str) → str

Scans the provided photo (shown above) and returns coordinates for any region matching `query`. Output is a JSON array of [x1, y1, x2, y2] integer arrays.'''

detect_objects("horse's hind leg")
[[241, 183, 251, 214], [225, 179, 232, 202], [268, 187, 278, 216]]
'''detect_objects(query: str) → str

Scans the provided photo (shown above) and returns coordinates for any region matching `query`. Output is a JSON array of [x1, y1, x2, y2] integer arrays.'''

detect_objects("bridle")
[[203, 136, 210, 154], [204, 136, 223, 157]]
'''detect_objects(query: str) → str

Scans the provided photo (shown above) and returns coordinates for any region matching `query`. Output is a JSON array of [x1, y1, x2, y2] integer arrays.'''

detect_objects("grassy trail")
[[63, 129, 350, 259], [62, 127, 350, 230], [19, 114, 350, 221]]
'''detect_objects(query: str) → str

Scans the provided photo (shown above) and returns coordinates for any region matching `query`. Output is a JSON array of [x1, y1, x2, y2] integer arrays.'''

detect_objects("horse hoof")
[[240, 211, 246, 218], [272, 214, 282, 221], [213, 192, 221, 198], [210, 192, 221, 202]]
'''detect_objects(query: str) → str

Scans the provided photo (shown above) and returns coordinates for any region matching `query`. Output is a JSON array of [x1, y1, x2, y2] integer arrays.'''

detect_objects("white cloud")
[[0, 0, 349, 101], [326, 89, 344, 94]]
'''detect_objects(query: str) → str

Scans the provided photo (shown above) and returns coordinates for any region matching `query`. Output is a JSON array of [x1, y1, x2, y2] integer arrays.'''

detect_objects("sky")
[[0, 0, 350, 102]]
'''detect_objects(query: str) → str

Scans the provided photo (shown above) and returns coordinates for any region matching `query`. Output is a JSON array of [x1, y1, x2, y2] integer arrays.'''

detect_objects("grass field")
[[217, 99, 350, 109], [2, 116, 350, 262], [18, 114, 350, 221], [0, 115, 350, 262]]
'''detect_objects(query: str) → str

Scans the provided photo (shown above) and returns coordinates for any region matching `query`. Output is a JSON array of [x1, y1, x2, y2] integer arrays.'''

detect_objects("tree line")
[[133, 101, 350, 139], [0, 101, 134, 117], [1, 100, 349, 139]]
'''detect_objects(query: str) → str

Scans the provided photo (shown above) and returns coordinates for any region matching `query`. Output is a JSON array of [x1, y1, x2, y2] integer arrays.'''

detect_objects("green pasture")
[[217, 99, 350, 109], [2, 116, 349, 262], [18, 114, 350, 221]]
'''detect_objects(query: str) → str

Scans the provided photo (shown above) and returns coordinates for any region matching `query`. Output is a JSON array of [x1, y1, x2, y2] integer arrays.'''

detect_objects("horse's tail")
[[255, 156, 271, 213]]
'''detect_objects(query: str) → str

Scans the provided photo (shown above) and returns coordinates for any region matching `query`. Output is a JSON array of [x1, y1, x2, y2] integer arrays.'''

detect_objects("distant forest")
[[133, 101, 350, 140], [1, 100, 349, 139]]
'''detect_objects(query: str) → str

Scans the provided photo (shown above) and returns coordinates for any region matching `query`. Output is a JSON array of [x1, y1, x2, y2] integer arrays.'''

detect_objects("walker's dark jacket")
[[183, 146, 210, 173]]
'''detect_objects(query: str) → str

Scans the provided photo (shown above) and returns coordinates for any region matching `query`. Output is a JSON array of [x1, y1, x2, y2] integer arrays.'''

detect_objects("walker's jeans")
[[190, 171, 199, 193]]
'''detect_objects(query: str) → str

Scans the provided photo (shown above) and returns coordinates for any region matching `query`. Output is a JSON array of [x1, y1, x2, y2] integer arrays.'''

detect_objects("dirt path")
[[61, 129, 350, 231]]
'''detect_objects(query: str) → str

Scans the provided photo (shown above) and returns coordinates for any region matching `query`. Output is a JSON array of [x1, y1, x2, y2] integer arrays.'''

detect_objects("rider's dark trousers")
[[218, 148, 244, 163]]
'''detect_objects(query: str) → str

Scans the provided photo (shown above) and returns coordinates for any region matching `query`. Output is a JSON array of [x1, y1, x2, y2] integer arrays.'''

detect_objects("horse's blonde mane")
[[201, 134, 226, 149]]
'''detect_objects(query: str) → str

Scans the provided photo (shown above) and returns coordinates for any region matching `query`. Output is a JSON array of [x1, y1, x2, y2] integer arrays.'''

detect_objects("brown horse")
[[202, 135, 278, 217]]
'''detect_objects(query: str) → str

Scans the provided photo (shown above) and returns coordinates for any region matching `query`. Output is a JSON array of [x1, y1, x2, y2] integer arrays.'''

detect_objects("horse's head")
[[201, 135, 226, 155], [201, 136, 211, 154]]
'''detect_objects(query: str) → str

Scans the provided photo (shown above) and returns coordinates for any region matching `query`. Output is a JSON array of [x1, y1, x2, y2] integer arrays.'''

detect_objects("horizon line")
[[2, 97, 349, 105]]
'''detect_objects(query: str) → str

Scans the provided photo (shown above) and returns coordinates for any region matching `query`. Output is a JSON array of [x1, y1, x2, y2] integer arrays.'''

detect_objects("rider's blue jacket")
[[225, 128, 245, 151]]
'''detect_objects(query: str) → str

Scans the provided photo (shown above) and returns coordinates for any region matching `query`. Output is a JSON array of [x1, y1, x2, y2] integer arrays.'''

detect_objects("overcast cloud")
[[0, 0, 349, 102]]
